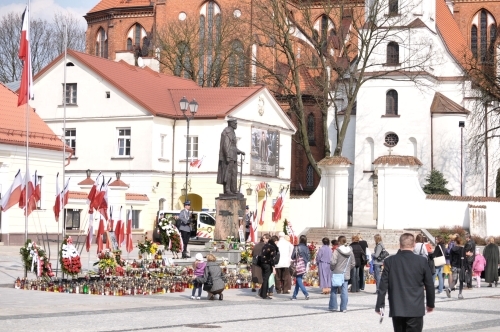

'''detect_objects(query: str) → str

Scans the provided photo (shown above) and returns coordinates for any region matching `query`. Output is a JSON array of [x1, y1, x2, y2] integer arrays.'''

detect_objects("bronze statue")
[[217, 119, 245, 195]]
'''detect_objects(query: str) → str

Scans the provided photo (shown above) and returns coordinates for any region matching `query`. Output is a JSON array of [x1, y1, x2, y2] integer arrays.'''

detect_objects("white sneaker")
[[190, 296, 195, 300], [196, 297, 201, 300]]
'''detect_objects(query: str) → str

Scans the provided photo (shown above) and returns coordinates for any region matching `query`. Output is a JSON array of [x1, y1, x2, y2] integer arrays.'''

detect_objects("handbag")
[[252, 255, 260, 266], [433, 245, 446, 267], [331, 255, 351, 287], [376, 244, 390, 261], [289, 247, 306, 277], [202, 269, 213, 292]]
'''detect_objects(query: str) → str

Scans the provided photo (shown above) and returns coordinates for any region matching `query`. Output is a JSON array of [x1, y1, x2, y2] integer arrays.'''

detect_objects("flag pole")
[[24, 0, 31, 245], [61, 24, 67, 241]]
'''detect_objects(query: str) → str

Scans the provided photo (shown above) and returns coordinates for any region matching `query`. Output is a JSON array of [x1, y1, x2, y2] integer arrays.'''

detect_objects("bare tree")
[[155, 12, 250, 87], [250, 0, 435, 175], [0, 12, 85, 84]]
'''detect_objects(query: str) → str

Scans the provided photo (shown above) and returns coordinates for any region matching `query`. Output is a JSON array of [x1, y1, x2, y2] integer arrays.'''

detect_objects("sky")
[[0, 0, 99, 25]]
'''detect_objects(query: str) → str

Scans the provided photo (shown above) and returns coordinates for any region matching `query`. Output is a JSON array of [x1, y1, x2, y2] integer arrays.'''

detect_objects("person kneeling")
[[196, 254, 225, 300]]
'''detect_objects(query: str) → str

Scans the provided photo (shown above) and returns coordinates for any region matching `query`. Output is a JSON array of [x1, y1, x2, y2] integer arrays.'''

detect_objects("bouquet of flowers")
[[137, 233, 158, 255], [19, 239, 54, 279], [94, 249, 117, 271], [308, 242, 317, 262], [158, 217, 183, 257], [59, 236, 82, 276], [240, 245, 252, 264]]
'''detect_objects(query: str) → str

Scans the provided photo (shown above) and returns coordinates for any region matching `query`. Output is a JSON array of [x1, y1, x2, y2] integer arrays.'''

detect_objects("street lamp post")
[[459, 121, 465, 196], [179, 96, 198, 203]]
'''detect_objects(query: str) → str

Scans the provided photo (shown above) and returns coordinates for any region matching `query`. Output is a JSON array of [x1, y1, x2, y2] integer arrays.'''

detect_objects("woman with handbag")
[[251, 237, 265, 292], [259, 234, 277, 299], [329, 236, 356, 312], [372, 234, 386, 294], [196, 254, 225, 300], [432, 236, 446, 294], [290, 235, 310, 300]]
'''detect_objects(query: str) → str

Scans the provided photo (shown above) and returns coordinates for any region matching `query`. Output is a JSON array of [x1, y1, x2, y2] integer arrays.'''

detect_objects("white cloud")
[[0, 0, 88, 27]]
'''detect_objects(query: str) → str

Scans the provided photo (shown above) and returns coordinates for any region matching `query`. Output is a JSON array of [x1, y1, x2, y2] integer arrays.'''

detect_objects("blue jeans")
[[329, 281, 348, 311], [292, 274, 309, 298], [373, 264, 382, 291], [433, 265, 444, 293]]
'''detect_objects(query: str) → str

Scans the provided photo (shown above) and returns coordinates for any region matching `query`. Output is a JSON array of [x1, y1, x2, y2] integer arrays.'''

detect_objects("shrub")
[[423, 169, 451, 195]]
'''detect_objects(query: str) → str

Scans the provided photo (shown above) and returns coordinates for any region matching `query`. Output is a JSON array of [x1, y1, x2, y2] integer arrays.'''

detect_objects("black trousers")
[[359, 264, 365, 289], [245, 231, 250, 241], [392, 316, 423, 332], [180, 230, 190, 256], [260, 263, 272, 298]]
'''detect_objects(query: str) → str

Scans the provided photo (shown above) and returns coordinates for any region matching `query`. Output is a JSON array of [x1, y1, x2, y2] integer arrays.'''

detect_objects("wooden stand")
[[214, 194, 246, 241]]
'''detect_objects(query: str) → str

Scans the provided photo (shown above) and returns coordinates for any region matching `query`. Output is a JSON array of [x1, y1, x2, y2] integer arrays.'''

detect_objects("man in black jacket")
[[464, 233, 476, 289], [376, 233, 435, 332]]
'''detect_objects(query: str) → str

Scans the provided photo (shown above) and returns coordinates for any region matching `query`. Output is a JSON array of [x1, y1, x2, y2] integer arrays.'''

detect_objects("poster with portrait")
[[250, 127, 280, 177]]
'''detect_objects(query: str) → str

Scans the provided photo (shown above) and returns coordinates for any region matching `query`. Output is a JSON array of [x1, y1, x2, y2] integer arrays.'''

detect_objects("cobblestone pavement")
[[1, 245, 500, 332]]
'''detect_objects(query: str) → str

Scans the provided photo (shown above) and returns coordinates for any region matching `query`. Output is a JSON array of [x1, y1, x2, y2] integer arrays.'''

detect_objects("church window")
[[471, 10, 497, 64], [387, 42, 399, 65], [386, 90, 398, 115], [307, 113, 315, 144], [384, 133, 399, 147], [126, 23, 147, 54], [306, 164, 314, 187], [174, 42, 192, 79], [389, 0, 398, 15], [95, 28, 107, 58], [313, 15, 335, 56], [471, 25, 478, 58], [199, 1, 222, 87], [228, 40, 245, 86]]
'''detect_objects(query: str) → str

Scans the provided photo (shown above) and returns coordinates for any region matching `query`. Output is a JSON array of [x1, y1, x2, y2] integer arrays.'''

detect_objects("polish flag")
[[53, 173, 61, 222], [86, 172, 101, 210], [125, 209, 134, 253], [189, 156, 204, 168], [91, 178, 105, 212], [33, 171, 41, 203], [258, 184, 267, 226], [272, 187, 287, 222], [18, 169, 31, 209], [18, 5, 33, 106], [85, 213, 94, 252], [0, 170, 23, 212], [96, 218, 105, 254], [62, 177, 70, 206], [98, 180, 109, 221], [24, 173, 38, 217]]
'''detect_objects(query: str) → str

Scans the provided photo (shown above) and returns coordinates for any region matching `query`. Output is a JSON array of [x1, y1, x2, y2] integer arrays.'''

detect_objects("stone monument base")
[[214, 194, 246, 241]]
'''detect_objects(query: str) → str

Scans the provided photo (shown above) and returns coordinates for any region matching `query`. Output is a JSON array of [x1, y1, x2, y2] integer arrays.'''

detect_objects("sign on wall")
[[250, 127, 280, 177]]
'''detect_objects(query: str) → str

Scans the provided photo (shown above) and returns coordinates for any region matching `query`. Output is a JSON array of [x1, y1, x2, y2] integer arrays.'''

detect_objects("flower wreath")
[[158, 217, 183, 257], [60, 236, 82, 276], [19, 239, 54, 279]]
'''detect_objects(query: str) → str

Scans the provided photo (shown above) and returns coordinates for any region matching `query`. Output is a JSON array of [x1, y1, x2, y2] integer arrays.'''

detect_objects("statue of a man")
[[217, 119, 245, 194]]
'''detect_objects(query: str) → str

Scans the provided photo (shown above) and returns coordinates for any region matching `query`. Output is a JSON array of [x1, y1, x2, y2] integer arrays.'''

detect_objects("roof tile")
[[317, 156, 353, 166], [68, 191, 87, 199], [430, 92, 470, 114], [427, 194, 500, 203], [0, 83, 69, 152], [88, 0, 152, 14], [373, 155, 423, 166], [126, 193, 149, 201]]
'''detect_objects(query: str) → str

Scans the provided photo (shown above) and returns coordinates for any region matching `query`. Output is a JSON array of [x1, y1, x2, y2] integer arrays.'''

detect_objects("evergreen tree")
[[422, 169, 451, 195], [496, 169, 500, 198]]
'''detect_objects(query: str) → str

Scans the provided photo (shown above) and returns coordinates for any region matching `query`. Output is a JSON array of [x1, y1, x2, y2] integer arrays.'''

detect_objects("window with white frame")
[[160, 134, 166, 158], [117, 128, 131, 156], [187, 136, 198, 159], [63, 83, 77, 104], [127, 209, 141, 229], [65, 129, 76, 155]]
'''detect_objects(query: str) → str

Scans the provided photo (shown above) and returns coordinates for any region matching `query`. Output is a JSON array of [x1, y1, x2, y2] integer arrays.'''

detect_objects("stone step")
[[303, 228, 420, 250]]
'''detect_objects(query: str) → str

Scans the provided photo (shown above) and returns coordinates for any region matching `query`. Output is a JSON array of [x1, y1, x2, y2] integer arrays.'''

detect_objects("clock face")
[[258, 96, 265, 116]]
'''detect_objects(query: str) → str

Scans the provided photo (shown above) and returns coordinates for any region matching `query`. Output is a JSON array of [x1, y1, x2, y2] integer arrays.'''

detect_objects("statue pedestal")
[[214, 194, 246, 241]]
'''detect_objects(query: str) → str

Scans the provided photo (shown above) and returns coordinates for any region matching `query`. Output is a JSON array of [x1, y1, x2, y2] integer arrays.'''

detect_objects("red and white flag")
[[53, 173, 61, 221], [258, 184, 267, 226], [18, 169, 30, 209], [62, 177, 70, 207], [18, 5, 33, 106], [115, 207, 124, 248], [86, 172, 101, 211], [189, 156, 204, 168], [272, 187, 287, 222], [91, 177, 105, 213], [125, 209, 134, 253], [98, 180, 109, 221], [0, 170, 23, 212], [25, 171, 39, 217], [85, 213, 94, 252], [96, 218, 105, 254]]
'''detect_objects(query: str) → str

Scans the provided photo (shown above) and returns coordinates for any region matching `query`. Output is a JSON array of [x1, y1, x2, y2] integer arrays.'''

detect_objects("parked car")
[[152, 210, 216, 244]]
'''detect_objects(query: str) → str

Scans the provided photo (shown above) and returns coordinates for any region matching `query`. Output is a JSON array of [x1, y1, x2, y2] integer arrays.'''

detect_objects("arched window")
[[306, 164, 314, 187], [199, 1, 221, 87], [307, 113, 315, 144], [471, 25, 478, 58], [126, 23, 147, 54], [389, 0, 398, 15], [174, 42, 192, 79], [387, 42, 399, 64], [471, 9, 497, 64], [95, 28, 107, 58], [314, 15, 335, 56], [386, 90, 398, 115], [228, 40, 245, 86]]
